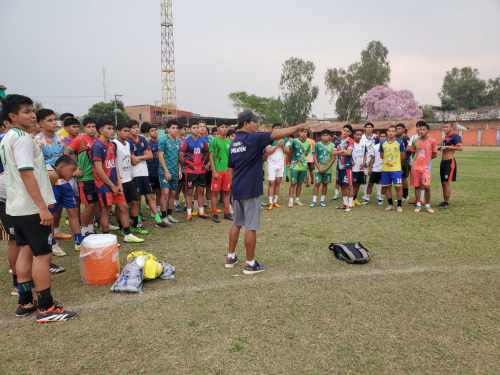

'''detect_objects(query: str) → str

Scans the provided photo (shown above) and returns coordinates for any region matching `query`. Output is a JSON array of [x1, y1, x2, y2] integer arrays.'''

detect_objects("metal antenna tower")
[[161, 0, 177, 123]]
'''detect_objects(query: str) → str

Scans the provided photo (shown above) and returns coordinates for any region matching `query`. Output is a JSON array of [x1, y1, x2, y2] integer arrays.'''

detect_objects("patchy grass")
[[0, 149, 499, 375]]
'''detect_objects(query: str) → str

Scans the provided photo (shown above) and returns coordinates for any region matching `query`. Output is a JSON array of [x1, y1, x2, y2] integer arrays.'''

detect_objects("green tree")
[[279, 58, 319, 125], [420, 104, 437, 122], [485, 77, 500, 106], [228, 91, 283, 124], [86, 101, 129, 123], [325, 40, 391, 121], [439, 67, 488, 110], [34, 101, 44, 112]]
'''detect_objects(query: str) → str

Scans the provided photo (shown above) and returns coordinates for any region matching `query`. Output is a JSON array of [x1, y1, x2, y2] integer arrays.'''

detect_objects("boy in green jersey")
[[311, 129, 336, 207], [288, 129, 311, 208]]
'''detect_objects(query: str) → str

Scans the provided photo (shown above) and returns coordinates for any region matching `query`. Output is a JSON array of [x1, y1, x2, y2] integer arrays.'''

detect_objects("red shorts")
[[410, 169, 431, 187], [98, 192, 126, 207], [211, 171, 231, 192]]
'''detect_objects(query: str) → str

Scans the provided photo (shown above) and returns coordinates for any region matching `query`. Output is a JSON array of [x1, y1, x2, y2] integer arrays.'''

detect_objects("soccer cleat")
[[186, 215, 193, 223], [439, 202, 450, 210], [310, 202, 316, 208], [183, 205, 187, 211], [414, 206, 422, 213], [16, 299, 38, 317], [124, 234, 145, 243], [261, 202, 267, 207], [273, 202, 281, 208], [344, 205, 352, 212], [305, 184, 310, 187], [362, 200, 370, 206], [336, 204, 346, 209], [294, 200, 303, 206], [166, 215, 178, 223], [52, 244, 66, 257], [332, 194, 340, 200], [225, 256, 238, 268], [109, 223, 120, 231], [161, 218, 173, 227], [377, 200, 384, 206], [150, 212, 155, 218], [75, 244, 81, 251], [175, 204, 181, 213], [155, 221, 169, 228], [320, 201, 326, 207], [36, 302, 77, 323], [397, 206, 403, 213], [385, 205, 394, 211], [192, 209, 199, 216], [140, 215, 147, 221], [54, 232, 72, 240], [199, 213, 210, 220], [131, 226, 149, 235], [50, 263, 65, 274], [409, 199, 418, 205], [243, 261, 266, 274], [212, 215, 221, 223], [426, 207, 435, 214], [288, 202, 293, 208], [353, 199, 362, 206], [11, 287, 18, 296], [224, 213, 234, 221], [207, 208, 222, 213], [64, 219, 69, 225], [267, 203, 273, 210]]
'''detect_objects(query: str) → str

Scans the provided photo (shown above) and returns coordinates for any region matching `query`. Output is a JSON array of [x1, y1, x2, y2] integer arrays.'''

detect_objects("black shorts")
[[178, 173, 186, 185], [186, 173, 206, 189], [352, 171, 366, 185], [134, 176, 153, 195], [78, 181, 98, 205], [0, 201, 15, 241], [123, 181, 140, 203], [440, 159, 457, 182], [368, 171, 382, 184], [307, 162, 314, 171], [401, 162, 410, 178], [149, 176, 161, 191], [11, 214, 52, 257], [206, 170, 212, 185]]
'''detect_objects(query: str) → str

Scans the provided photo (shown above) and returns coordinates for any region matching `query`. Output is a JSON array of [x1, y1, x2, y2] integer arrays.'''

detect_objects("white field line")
[[1, 264, 499, 324]]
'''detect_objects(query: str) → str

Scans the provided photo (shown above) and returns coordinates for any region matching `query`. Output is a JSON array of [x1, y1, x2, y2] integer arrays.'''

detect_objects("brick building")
[[124, 105, 193, 125]]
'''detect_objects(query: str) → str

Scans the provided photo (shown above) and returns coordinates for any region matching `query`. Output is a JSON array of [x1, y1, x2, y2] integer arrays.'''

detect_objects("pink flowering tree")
[[360, 85, 423, 120]]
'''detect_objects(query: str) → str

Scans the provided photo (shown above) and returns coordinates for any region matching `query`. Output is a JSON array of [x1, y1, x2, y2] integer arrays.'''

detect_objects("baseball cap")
[[237, 109, 262, 124]]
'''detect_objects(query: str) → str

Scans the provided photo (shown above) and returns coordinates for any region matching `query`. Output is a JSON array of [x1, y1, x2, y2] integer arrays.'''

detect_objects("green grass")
[[1, 148, 499, 375]]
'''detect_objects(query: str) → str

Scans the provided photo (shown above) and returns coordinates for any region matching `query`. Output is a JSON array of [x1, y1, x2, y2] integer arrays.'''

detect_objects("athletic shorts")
[[205, 170, 212, 186], [122, 180, 140, 202], [69, 177, 79, 196], [267, 164, 284, 181], [79, 181, 98, 205], [159, 173, 179, 191], [98, 192, 126, 207], [401, 163, 410, 178], [352, 171, 366, 185], [381, 171, 402, 186], [11, 214, 52, 257], [290, 169, 307, 184], [368, 171, 382, 184], [149, 176, 161, 191], [314, 172, 332, 184], [212, 171, 231, 192], [0, 201, 15, 241], [186, 173, 206, 189], [410, 169, 431, 187], [336, 169, 353, 186], [49, 183, 78, 213], [134, 176, 153, 195], [440, 159, 457, 182], [233, 196, 261, 231], [307, 162, 314, 171], [178, 173, 186, 185]]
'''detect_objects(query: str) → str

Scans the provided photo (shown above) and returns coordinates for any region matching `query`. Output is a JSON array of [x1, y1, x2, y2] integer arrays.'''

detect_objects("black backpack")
[[329, 242, 370, 264]]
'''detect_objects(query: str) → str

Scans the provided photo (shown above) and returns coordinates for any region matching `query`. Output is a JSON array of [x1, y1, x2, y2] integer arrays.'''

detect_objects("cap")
[[237, 109, 262, 124]]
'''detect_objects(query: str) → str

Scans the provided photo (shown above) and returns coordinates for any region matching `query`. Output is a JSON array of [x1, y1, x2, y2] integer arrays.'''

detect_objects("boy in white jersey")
[[361, 122, 381, 201], [265, 123, 290, 210], [351, 129, 367, 206], [363, 131, 386, 206]]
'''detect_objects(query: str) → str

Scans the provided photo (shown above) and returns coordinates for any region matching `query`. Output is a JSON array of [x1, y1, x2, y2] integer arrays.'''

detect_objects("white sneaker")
[[161, 218, 173, 227], [166, 215, 178, 223], [109, 223, 119, 231], [124, 234, 145, 243], [52, 244, 66, 257]]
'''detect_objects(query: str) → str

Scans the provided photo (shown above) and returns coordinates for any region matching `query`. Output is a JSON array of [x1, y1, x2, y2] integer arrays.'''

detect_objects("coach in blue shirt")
[[226, 109, 311, 274]]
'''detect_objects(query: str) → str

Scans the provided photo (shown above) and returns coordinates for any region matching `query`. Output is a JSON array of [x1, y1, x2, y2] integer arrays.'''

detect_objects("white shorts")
[[267, 164, 284, 181]]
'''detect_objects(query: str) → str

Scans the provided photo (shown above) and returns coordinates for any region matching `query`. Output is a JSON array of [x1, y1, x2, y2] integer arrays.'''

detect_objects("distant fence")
[[407, 128, 500, 146]]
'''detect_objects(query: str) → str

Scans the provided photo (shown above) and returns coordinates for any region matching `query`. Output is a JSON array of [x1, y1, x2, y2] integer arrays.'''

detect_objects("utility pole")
[[114, 94, 123, 125]]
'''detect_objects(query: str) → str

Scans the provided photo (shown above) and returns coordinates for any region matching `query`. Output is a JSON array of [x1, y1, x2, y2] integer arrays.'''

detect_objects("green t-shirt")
[[289, 139, 311, 171], [208, 136, 231, 172], [66, 135, 94, 182], [313, 141, 335, 174]]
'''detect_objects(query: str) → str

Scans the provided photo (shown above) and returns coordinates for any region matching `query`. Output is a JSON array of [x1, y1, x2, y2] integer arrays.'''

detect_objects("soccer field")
[[1, 148, 499, 375]]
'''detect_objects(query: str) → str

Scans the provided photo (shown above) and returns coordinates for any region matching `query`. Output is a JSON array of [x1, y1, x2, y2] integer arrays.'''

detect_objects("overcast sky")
[[2, 0, 499, 119]]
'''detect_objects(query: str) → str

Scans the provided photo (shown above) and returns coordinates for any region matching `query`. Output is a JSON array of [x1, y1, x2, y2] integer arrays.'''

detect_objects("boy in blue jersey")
[[331, 124, 355, 212], [438, 122, 463, 209], [147, 124, 162, 216], [380, 125, 406, 212], [0, 119, 6, 173]]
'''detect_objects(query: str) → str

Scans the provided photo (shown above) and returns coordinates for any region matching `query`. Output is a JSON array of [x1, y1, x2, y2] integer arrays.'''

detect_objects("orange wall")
[[480, 129, 498, 146], [428, 130, 442, 144], [461, 130, 478, 146]]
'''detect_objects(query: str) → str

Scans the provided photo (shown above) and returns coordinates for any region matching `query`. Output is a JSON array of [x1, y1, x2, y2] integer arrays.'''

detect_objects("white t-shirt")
[[352, 140, 367, 172], [267, 139, 291, 168], [0, 174, 6, 201], [1, 128, 55, 216], [112, 139, 132, 183], [368, 143, 383, 173]]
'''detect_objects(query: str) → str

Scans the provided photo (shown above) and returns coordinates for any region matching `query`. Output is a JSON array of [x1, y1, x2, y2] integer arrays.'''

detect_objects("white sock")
[[420, 190, 425, 201], [229, 204, 233, 211], [343, 196, 348, 205], [295, 197, 300, 201], [227, 252, 235, 259], [246, 259, 255, 266], [425, 203, 431, 208], [313, 196, 317, 203], [88, 224, 94, 233], [81, 227, 88, 236], [156, 206, 161, 212], [187, 208, 192, 215], [54, 227, 60, 235], [208, 201, 212, 208], [320, 195, 325, 202], [174, 200, 180, 206], [194, 201, 199, 209], [416, 201, 422, 207], [199, 207, 204, 215], [362, 184, 367, 196], [376, 184, 382, 196], [348, 197, 353, 207], [273, 195, 278, 203], [335, 189, 339, 195], [269, 196, 273, 204], [289, 198, 293, 204]]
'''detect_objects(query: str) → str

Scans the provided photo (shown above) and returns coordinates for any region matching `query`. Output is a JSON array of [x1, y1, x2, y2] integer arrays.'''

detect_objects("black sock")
[[403, 188, 408, 199], [161, 211, 167, 218], [18, 281, 33, 304], [397, 200, 402, 207], [102, 231, 109, 234], [132, 216, 138, 227], [12, 274, 18, 288], [118, 221, 123, 230], [388, 198, 393, 206], [37, 287, 54, 311], [353, 194, 357, 200], [167, 209, 172, 216], [123, 227, 131, 235]]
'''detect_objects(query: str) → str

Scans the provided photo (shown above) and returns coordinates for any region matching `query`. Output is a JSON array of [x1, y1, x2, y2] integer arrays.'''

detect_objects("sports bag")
[[329, 242, 370, 264]]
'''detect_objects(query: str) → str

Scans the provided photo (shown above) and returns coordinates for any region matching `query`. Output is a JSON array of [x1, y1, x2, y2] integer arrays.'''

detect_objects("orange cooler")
[[79, 234, 120, 285]]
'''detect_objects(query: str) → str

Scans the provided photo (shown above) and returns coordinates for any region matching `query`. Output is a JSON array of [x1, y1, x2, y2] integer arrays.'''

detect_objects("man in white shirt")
[[362, 131, 386, 206], [265, 123, 290, 210], [361, 122, 380, 201]]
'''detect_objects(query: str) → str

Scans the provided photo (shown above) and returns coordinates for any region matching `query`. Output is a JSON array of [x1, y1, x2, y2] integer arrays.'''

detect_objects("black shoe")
[[212, 215, 220, 223], [224, 213, 234, 221], [225, 255, 238, 268], [438, 202, 450, 209], [286, 176, 289, 182], [50, 263, 65, 274], [155, 221, 169, 228], [243, 261, 266, 274], [16, 299, 37, 317], [36, 302, 77, 323]]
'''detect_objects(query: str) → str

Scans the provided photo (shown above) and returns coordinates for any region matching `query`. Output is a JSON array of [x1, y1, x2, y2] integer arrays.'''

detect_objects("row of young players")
[[279, 121, 462, 212]]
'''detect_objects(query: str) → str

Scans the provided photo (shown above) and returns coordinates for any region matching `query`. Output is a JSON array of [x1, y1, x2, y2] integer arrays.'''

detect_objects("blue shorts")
[[381, 171, 402, 186], [49, 183, 78, 213], [336, 169, 353, 186], [134, 176, 153, 195], [159, 173, 178, 191]]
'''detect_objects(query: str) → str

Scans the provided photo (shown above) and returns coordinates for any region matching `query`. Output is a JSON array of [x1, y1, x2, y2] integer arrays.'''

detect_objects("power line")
[[39, 101, 90, 108], [33, 95, 104, 98]]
